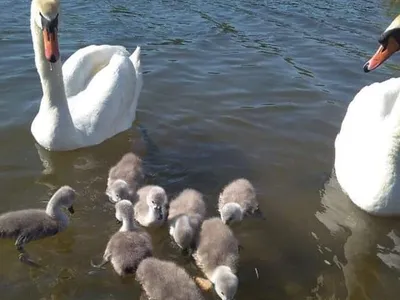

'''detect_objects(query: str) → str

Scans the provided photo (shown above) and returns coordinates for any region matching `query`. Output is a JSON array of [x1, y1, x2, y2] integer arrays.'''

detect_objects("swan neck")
[[46, 201, 69, 229], [31, 3, 67, 108], [176, 215, 190, 229], [119, 217, 135, 232]]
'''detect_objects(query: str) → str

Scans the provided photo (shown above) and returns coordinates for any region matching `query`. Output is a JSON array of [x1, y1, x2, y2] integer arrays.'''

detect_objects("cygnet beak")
[[253, 208, 266, 220], [68, 206, 75, 214], [154, 206, 163, 220], [225, 216, 233, 225]]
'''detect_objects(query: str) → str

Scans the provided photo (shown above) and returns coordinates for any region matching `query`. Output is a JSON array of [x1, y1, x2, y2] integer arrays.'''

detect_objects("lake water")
[[0, 0, 399, 299]]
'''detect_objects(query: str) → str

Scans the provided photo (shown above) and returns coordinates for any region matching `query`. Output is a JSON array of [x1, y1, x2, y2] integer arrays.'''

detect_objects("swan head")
[[364, 14, 400, 72], [47, 185, 76, 215], [211, 266, 238, 300], [106, 179, 132, 203], [220, 203, 243, 225], [31, 0, 60, 63], [146, 186, 168, 221]]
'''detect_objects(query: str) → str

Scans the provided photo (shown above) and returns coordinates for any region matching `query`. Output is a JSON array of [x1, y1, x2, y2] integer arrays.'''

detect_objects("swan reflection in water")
[[33, 126, 147, 188], [316, 173, 400, 299]]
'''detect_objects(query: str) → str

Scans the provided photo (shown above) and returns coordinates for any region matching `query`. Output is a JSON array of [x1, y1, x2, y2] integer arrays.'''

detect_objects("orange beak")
[[363, 36, 400, 72], [43, 28, 59, 63]]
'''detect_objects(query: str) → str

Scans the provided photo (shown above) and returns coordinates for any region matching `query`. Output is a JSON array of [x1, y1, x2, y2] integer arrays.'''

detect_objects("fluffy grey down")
[[136, 257, 205, 300]]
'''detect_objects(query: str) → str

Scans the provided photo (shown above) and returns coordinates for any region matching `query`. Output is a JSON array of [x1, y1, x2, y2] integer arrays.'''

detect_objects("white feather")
[[335, 77, 400, 215], [30, 0, 143, 151]]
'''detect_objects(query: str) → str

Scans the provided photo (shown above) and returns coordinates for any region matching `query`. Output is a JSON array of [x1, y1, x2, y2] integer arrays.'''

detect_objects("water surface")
[[0, 0, 399, 299]]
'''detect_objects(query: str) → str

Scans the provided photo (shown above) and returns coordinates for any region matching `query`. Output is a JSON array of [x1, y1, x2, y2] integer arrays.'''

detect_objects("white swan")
[[29, 0, 143, 151], [335, 15, 400, 216]]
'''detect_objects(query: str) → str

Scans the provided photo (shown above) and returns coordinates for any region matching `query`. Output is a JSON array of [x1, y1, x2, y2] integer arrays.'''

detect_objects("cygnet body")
[[136, 257, 205, 300], [0, 186, 76, 265], [92, 200, 152, 276], [218, 178, 261, 224], [106, 152, 144, 203], [193, 217, 239, 300], [134, 185, 168, 227], [168, 188, 206, 252]]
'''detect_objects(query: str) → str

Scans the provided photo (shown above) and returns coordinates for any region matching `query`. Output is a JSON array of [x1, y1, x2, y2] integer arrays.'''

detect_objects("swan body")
[[193, 217, 239, 300], [30, 0, 143, 151], [335, 78, 400, 215], [218, 178, 260, 224], [93, 200, 152, 276], [134, 185, 168, 227], [0, 186, 75, 265], [136, 257, 205, 300], [335, 15, 400, 216], [168, 188, 206, 251], [106, 152, 144, 203]]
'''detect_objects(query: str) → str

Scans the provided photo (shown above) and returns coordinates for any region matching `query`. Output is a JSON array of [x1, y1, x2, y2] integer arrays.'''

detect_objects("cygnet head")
[[107, 179, 131, 203], [220, 203, 243, 225], [212, 266, 238, 300], [364, 14, 400, 72], [48, 185, 76, 215], [146, 186, 167, 221], [173, 215, 194, 250], [115, 200, 135, 230], [115, 199, 134, 220]]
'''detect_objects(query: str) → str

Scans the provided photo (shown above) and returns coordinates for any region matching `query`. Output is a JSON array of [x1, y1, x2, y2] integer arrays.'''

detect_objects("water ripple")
[[0, 0, 399, 299]]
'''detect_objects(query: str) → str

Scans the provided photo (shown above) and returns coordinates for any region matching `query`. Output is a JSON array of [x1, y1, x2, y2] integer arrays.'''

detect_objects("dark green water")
[[0, 0, 399, 299]]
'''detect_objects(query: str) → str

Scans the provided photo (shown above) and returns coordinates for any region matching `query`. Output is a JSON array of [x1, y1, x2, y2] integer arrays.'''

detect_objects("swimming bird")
[[136, 257, 205, 300], [193, 217, 239, 300], [29, 0, 143, 151], [168, 188, 206, 253], [134, 185, 168, 227], [218, 178, 263, 224], [91, 200, 152, 276], [106, 152, 144, 203], [335, 14, 400, 216], [0, 186, 76, 266]]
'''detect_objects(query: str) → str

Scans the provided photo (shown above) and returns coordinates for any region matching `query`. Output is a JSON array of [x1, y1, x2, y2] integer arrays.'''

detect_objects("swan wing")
[[67, 47, 142, 145], [62, 45, 130, 98]]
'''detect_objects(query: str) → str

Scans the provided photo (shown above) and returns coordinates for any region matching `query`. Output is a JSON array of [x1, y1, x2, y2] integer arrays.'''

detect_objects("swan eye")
[[379, 28, 400, 49], [40, 12, 59, 33]]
